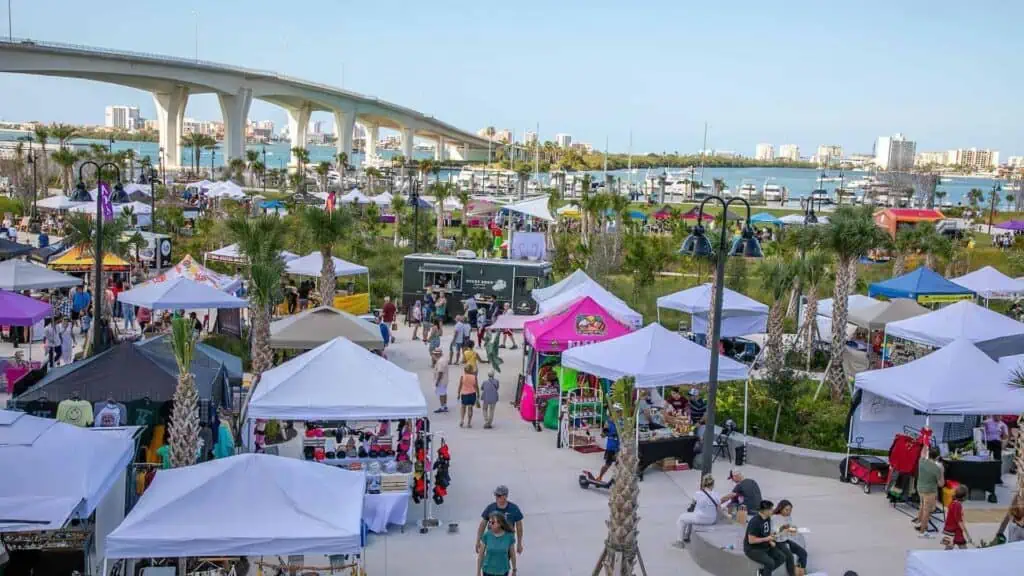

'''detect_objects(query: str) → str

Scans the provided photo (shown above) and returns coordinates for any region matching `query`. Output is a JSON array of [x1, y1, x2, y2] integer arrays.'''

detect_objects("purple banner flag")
[[99, 182, 114, 221]]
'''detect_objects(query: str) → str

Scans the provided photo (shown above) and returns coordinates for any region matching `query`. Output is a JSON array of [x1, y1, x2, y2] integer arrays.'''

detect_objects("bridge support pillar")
[[401, 127, 414, 161], [435, 136, 447, 161], [286, 103, 312, 168], [333, 109, 355, 165], [152, 86, 189, 170], [218, 88, 252, 164], [366, 125, 379, 159]]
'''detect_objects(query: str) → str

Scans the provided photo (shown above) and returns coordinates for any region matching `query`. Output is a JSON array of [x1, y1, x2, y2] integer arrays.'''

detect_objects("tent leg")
[[102, 557, 108, 576], [813, 358, 831, 401], [656, 308, 661, 325], [743, 377, 750, 439]]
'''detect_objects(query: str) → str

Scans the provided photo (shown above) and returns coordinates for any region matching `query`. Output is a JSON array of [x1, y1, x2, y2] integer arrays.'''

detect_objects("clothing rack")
[[416, 429, 445, 534]]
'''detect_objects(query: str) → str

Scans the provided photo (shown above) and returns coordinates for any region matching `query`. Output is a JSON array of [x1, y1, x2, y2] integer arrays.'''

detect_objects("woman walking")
[[478, 512, 517, 576], [459, 364, 480, 428], [410, 300, 423, 340], [427, 319, 443, 356]]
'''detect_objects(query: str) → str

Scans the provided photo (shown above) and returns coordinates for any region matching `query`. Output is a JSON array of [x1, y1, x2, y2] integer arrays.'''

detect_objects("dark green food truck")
[[402, 253, 553, 320]]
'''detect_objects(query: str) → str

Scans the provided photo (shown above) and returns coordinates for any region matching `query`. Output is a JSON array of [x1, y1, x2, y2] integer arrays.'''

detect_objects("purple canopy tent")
[[995, 220, 1024, 231], [0, 290, 52, 325]]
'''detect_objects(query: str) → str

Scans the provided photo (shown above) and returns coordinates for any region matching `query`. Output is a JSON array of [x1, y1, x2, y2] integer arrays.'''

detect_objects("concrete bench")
[[688, 522, 809, 576], [727, 434, 845, 480]]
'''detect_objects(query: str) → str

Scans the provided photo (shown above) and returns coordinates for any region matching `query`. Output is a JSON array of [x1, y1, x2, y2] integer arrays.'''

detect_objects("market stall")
[[868, 266, 974, 304], [656, 283, 769, 338], [951, 265, 1024, 303], [204, 243, 300, 266], [48, 245, 131, 274], [0, 259, 82, 291], [269, 306, 384, 351], [285, 252, 371, 314], [886, 300, 1024, 348], [519, 296, 633, 433], [853, 339, 1024, 500], [105, 453, 365, 574], [533, 273, 643, 328], [146, 255, 243, 294], [247, 337, 436, 534], [843, 298, 930, 370], [0, 410, 136, 576], [561, 323, 749, 476], [0, 289, 52, 368]]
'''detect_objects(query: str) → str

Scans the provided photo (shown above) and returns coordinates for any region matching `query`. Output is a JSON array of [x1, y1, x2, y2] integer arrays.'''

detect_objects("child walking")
[[942, 485, 972, 550]]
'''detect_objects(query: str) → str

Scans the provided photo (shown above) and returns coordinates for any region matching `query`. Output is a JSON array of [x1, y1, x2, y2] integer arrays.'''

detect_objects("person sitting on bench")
[[745, 499, 790, 576]]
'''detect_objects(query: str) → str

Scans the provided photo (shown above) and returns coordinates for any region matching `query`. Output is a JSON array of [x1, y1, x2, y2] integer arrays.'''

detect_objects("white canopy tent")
[[779, 213, 828, 225], [656, 283, 769, 337], [855, 339, 1024, 415], [248, 337, 428, 421], [489, 313, 540, 332], [270, 306, 385, 350], [371, 191, 393, 207], [531, 269, 592, 303], [998, 353, 1024, 372], [886, 300, 1024, 347], [0, 410, 135, 532], [206, 181, 246, 200], [37, 194, 87, 211], [951, 265, 1024, 301], [340, 190, 372, 205], [561, 323, 749, 388], [105, 453, 365, 559], [503, 196, 555, 222], [85, 183, 151, 200], [286, 252, 369, 278], [905, 541, 1024, 576], [536, 281, 644, 328], [70, 200, 152, 215], [184, 179, 215, 191], [205, 243, 299, 265], [0, 259, 82, 291], [118, 277, 248, 310], [802, 294, 880, 343]]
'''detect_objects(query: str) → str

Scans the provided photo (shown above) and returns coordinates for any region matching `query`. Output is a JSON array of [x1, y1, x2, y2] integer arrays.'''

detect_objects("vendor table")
[[637, 435, 698, 479], [943, 456, 1002, 499], [363, 492, 410, 534]]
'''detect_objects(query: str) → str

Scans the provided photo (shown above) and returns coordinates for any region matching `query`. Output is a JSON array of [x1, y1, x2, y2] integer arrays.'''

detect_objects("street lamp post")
[[411, 163, 421, 253], [148, 167, 158, 232], [210, 149, 216, 180], [261, 146, 267, 194], [680, 196, 761, 475], [27, 149, 36, 221], [158, 147, 166, 188], [76, 160, 121, 356]]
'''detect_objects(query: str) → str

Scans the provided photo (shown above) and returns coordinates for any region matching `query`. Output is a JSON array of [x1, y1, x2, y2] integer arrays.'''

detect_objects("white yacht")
[[763, 183, 787, 203], [736, 183, 759, 201], [362, 153, 389, 171]]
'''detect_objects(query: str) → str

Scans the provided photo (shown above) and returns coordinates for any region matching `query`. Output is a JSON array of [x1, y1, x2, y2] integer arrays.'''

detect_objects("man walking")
[[449, 314, 468, 365], [481, 370, 500, 428], [71, 285, 91, 333], [382, 296, 397, 343], [476, 485, 524, 557], [432, 348, 449, 413], [43, 319, 62, 368]]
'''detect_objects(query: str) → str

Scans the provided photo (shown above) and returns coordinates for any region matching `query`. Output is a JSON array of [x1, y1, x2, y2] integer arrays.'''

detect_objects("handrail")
[[0, 37, 485, 143]]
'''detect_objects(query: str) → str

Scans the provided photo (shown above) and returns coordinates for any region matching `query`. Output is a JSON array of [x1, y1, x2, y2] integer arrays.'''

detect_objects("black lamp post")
[[210, 148, 216, 180], [27, 149, 37, 221], [411, 162, 421, 253], [680, 196, 761, 475], [158, 147, 166, 188], [148, 167, 158, 232], [76, 160, 121, 356], [261, 145, 267, 194]]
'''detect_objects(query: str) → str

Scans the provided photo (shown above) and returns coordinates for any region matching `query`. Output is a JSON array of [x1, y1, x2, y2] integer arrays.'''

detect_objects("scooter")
[[578, 470, 614, 490]]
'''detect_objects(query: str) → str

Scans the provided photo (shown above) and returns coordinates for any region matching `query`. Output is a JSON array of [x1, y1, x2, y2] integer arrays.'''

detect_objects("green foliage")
[[621, 228, 672, 303], [203, 332, 251, 371], [169, 317, 198, 373], [0, 196, 24, 216], [398, 208, 435, 251]]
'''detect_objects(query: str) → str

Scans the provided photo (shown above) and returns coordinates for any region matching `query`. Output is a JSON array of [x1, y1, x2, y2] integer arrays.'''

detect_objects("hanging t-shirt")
[[56, 399, 94, 427], [156, 445, 171, 469], [22, 399, 57, 419], [94, 403, 122, 427], [213, 423, 235, 459], [126, 399, 159, 427]]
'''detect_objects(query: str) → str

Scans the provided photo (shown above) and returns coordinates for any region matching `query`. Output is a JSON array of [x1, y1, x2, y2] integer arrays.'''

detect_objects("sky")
[[0, 0, 1021, 156]]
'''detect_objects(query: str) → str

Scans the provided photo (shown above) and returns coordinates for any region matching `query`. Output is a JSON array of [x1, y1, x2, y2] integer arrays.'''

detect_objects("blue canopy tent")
[[868, 267, 975, 304], [260, 200, 284, 210], [628, 210, 647, 220], [750, 212, 783, 225]]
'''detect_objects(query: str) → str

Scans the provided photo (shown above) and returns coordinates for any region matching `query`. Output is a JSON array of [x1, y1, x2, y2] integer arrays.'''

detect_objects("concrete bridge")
[[0, 38, 490, 169]]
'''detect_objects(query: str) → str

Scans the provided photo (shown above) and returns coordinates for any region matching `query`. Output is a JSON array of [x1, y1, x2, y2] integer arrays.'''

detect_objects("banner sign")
[[510, 232, 545, 261], [1, 528, 93, 551], [99, 181, 114, 221], [917, 293, 973, 304]]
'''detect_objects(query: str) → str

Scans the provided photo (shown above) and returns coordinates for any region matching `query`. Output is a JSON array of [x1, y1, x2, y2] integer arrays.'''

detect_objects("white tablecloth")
[[363, 492, 410, 533]]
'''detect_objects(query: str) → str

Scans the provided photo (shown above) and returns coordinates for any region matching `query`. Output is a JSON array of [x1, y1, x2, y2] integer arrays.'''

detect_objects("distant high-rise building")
[[915, 151, 948, 167], [778, 144, 800, 161], [816, 144, 843, 166], [555, 133, 572, 148], [946, 148, 999, 170], [494, 129, 512, 143], [754, 143, 775, 161], [105, 105, 141, 130], [524, 130, 538, 145], [874, 133, 916, 171], [311, 120, 324, 135], [1007, 156, 1024, 168]]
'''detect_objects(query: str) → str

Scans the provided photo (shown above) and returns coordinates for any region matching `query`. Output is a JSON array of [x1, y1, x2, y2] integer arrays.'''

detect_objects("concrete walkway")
[[328, 326, 1015, 576]]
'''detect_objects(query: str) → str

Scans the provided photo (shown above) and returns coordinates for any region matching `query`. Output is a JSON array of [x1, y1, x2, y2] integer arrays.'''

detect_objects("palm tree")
[[252, 161, 266, 190], [891, 228, 919, 276], [227, 157, 246, 184], [934, 190, 947, 205], [390, 194, 407, 247], [365, 167, 382, 195], [291, 146, 310, 191], [168, 316, 200, 468], [182, 133, 215, 174], [712, 178, 726, 196], [32, 125, 49, 190], [123, 148, 137, 182], [819, 206, 885, 399], [301, 207, 352, 306], [336, 152, 349, 189], [966, 187, 984, 210], [51, 148, 77, 194], [514, 162, 531, 199], [316, 161, 331, 192], [797, 250, 830, 368], [430, 180, 455, 248], [758, 258, 797, 378], [595, 376, 641, 574], [229, 215, 287, 430], [49, 123, 79, 152], [245, 150, 260, 186], [203, 142, 218, 178], [61, 212, 130, 259]]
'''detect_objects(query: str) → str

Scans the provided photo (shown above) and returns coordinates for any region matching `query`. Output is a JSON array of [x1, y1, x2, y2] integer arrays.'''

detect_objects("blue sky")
[[1, 0, 1021, 156]]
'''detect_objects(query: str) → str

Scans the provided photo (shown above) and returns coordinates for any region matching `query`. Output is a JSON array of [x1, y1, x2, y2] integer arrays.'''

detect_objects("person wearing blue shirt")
[[71, 286, 91, 331], [379, 318, 390, 349], [597, 419, 619, 482]]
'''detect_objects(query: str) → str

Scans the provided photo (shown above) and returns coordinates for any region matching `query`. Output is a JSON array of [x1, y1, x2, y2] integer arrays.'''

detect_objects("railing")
[[0, 37, 484, 142]]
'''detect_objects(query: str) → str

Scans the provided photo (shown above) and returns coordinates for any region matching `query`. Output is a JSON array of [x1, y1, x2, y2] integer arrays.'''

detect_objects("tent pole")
[[656, 307, 661, 325], [102, 557, 108, 576], [743, 376, 750, 440]]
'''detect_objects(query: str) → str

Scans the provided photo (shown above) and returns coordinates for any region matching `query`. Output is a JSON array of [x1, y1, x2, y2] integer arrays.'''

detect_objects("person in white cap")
[[481, 370, 500, 428]]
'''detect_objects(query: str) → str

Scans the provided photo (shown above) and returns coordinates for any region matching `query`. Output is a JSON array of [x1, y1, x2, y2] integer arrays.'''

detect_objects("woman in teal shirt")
[[478, 512, 517, 576]]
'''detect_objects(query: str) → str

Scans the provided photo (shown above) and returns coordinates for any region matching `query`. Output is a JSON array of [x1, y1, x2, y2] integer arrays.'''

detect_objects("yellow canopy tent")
[[49, 246, 131, 272]]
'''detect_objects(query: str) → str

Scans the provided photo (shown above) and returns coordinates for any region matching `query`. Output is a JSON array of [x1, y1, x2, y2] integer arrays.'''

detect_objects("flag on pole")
[[99, 182, 114, 221]]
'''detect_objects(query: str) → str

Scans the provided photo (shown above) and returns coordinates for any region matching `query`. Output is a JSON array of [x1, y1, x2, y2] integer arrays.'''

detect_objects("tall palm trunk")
[[319, 247, 336, 307], [802, 286, 819, 370], [826, 257, 853, 400], [924, 252, 936, 270], [785, 282, 801, 320], [169, 371, 200, 467], [893, 253, 907, 276], [766, 302, 785, 377], [596, 379, 640, 576]]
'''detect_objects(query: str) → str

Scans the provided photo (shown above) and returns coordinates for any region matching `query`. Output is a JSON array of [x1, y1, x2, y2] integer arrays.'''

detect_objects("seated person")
[[665, 387, 689, 415], [674, 474, 722, 547], [773, 499, 808, 572], [720, 470, 762, 515], [636, 390, 664, 430], [745, 500, 788, 576]]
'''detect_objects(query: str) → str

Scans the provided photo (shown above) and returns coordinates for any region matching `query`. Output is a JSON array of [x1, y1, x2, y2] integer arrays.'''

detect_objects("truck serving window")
[[514, 275, 541, 295], [420, 263, 463, 292]]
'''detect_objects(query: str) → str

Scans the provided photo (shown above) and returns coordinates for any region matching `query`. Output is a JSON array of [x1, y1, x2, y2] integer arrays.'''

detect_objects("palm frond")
[[169, 316, 197, 373]]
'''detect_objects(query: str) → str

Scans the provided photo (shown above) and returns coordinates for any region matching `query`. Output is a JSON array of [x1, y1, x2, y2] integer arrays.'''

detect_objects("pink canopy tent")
[[523, 296, 632, 353]]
